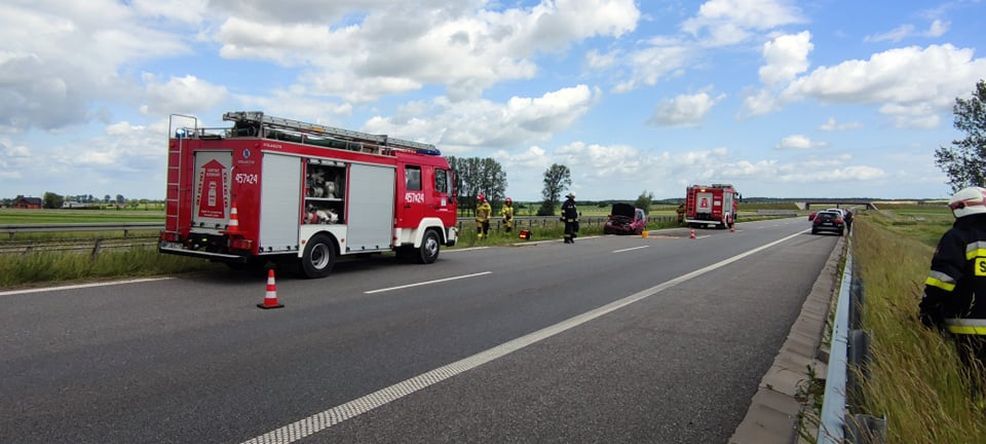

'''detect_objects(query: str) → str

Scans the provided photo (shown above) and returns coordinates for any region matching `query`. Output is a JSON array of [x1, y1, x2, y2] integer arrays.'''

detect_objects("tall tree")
[[42, 192, 64, 209], [634, 190, 654, 214], [478, 158, 507, 211], [538, 163, 571, 216], [935, 79, 986, 191], [447, 156, 508, 215]]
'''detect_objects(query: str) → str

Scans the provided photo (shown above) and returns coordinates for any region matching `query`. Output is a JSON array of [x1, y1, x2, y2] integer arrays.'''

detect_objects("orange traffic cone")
[[227, 206, 241, 234], [689, 229, 696, 240], [257, 269, 284, 309]]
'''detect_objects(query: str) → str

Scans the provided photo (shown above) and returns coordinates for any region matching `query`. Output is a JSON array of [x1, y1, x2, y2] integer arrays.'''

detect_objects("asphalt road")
[[0, 218, 838, 443]]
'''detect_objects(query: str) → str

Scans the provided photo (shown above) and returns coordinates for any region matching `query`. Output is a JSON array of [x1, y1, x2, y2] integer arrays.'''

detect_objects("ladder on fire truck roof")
[[223, 111, 440, 156]]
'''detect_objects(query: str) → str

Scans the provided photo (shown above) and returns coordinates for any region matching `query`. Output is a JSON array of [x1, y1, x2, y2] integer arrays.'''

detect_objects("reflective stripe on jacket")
[[946, 318, 986, 335], [920, 213, 986, 329]]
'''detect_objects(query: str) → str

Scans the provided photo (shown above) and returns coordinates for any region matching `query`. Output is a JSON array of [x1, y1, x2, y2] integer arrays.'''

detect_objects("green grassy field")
[[853, 211, 985, 443], [0, 208, 165, 224]]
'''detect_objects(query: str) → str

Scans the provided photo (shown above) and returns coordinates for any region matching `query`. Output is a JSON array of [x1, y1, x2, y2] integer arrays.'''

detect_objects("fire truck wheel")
[[301, 234, 336, 278], [417, 230, 441, 264]]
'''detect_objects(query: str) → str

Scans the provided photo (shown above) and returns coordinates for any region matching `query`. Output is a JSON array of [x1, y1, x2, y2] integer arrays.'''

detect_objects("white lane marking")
[[364, 271, 492, 294], [443, 247, 489, 253], [696, 235, 711, 240], [511, 235, 602, 247], [0, 277, 174, 297], [241, 229, 810, 444], [612, 245, 650, 253]]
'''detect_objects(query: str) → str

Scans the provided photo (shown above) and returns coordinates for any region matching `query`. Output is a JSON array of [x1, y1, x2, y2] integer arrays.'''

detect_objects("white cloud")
[[865, 19, 951, 43], [555, 141, 646, 177], [740, 89, 781, 116], [830, 166, 886, 181], [784, 44, 986, 128], [0, 138, 31, 179], [494, 146, 552, 171], [819, 117, 862, 131], [926, 19, 950, 37], [207, 0, 393, 25], [363, 85, 598, 151], [585, 49, 619, 70], [681, 0, 804, 46], [216, 1, 639, 101], [132, 0, 209, 24], [236, 89, 353, 124], [650, 91, 724, 126], [777, 134, 826, 150], [759, 31, 813, 85], [613, 40, 691, 93], [865, 24, 915, 43], [0, 1, 188, 131], [139, 74, 230, 116]]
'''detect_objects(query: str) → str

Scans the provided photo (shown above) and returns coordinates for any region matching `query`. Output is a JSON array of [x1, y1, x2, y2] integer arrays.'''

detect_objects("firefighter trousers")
[[564, 221, 578, 243]]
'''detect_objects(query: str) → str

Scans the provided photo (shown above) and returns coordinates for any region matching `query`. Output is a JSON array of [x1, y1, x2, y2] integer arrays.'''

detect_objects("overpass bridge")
[[795, 201, 879, 210]]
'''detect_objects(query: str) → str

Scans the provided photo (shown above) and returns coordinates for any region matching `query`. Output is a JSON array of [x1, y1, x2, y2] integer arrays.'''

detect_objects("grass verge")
[[854, 217, 986, 443], [0, 248, 221, 288]]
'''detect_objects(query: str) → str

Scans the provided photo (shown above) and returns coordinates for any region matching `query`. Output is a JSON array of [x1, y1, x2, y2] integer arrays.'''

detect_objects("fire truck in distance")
[[684, 184, 740, 229], [159, 111, 458, 278]]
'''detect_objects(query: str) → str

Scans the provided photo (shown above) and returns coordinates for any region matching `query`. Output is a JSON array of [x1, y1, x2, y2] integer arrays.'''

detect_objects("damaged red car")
[[604, 203, 647, 235]]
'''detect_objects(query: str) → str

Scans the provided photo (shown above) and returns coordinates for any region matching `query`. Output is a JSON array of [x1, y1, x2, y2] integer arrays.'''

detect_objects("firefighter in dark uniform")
[[920, 186, 986, 368], [561, 192, 579, 244]]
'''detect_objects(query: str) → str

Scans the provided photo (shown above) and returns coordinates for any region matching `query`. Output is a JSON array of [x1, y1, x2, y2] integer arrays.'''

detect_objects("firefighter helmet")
[[505, 197, 512, 205], [949, 186, 986, 218], [477, 194, 486, 202], [566, 192, 575, 199]]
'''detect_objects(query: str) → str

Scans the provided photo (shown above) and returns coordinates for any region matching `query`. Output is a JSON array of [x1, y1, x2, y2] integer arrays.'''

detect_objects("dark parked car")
[[811, 210, 845, 236], [604, 203, 647, 235]]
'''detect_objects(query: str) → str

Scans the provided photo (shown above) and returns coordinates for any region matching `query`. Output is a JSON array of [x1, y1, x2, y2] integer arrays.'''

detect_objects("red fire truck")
[[684, 184, 740, 229], [159, 111, 458, 278]]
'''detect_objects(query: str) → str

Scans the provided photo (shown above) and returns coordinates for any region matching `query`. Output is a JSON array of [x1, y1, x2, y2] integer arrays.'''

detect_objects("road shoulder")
[[729, 234, 846, 443]]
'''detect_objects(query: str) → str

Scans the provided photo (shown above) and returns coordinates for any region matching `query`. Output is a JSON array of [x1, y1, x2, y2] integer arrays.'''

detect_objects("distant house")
[[12, 196, 43, 209], [62, 201, 98, 209]]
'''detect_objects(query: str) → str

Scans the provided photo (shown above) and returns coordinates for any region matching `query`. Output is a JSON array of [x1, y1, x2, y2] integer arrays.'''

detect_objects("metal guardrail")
[[0, 239, 159, 255], [817, 237, 885, 444], [0, 222, 164, 239], [818, 239, 852, 444]]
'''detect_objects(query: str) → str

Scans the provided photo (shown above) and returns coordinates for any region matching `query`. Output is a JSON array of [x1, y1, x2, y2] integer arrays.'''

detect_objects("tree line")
[[447, 156, 581, 216]]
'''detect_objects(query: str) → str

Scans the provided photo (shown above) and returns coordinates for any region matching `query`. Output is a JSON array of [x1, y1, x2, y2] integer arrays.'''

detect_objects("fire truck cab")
[[159, 112, 458, 278], [684, 184, 740, 229]]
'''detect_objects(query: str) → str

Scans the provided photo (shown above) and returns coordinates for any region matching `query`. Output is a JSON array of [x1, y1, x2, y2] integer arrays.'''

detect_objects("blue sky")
[[2, 0, 984, 201]]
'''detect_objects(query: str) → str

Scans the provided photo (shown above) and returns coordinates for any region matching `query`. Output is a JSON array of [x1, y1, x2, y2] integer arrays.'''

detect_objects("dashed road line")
[[612, 245, 650, 253], [0, 277, 174, 297], [443, 246, 490, 253], [364, 271, 492, 294], [240, 229, 810, 444]]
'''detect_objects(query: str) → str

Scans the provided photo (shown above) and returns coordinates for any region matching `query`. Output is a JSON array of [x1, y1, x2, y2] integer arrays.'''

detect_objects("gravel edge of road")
[[728, 233, 846, 444]]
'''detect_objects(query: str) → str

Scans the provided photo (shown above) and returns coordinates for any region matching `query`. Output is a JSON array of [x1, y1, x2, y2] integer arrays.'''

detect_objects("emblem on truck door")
[[196, 159, 228, 219]]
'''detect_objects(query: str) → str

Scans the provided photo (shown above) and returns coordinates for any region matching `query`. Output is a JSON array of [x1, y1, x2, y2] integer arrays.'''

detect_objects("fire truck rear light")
[[230, 238, 253, 250]]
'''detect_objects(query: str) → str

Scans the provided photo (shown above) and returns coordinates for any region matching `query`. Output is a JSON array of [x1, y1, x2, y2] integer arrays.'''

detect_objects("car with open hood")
[[604, 203, 647, 235]]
